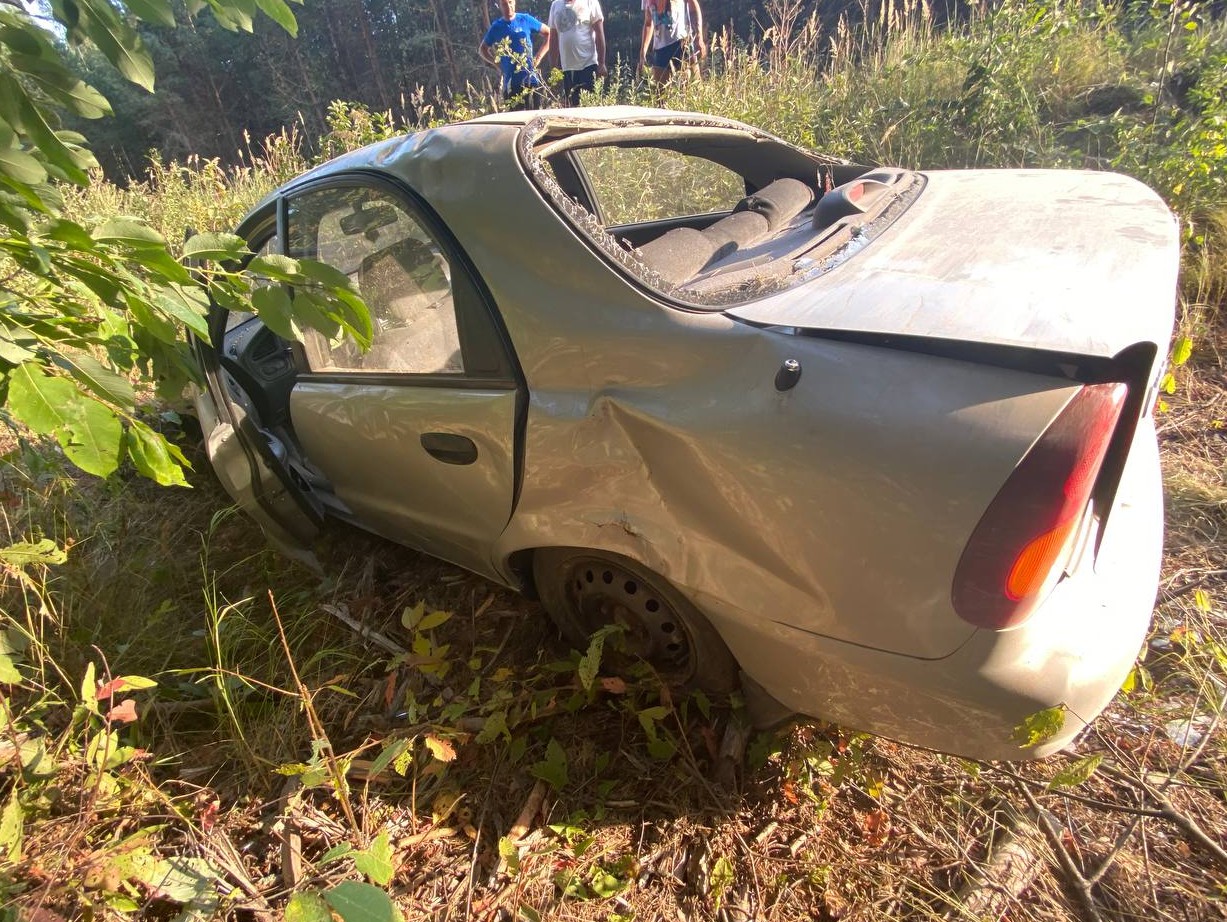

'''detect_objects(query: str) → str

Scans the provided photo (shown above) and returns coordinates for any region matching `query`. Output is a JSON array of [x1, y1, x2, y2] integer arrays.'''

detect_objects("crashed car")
[[191, 106, 1178, 761]]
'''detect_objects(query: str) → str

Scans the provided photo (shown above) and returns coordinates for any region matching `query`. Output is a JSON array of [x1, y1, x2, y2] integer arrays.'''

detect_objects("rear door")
[[281, 177, 525, 577]]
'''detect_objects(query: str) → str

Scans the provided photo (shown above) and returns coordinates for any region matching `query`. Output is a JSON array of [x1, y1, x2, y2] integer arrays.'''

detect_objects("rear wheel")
[[533, 548, 739, 694]]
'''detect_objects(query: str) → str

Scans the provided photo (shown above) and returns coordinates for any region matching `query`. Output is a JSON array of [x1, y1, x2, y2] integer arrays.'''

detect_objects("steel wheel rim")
[[563, 557, 694, 680]]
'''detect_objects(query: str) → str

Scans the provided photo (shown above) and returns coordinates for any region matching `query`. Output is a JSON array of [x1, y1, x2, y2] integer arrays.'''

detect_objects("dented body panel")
[[195, 107, 1177, 761]]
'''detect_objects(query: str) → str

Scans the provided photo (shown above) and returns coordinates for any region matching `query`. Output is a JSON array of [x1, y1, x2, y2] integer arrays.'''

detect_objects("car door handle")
[[420, 432, 478, 465]]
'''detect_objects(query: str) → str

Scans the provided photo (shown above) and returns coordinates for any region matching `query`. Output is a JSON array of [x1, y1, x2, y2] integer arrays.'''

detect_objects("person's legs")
[[505, 78, 545, 111], [563, 64, 598, 105], [562, 70, 580, 105], [651, 40, 683, 85]]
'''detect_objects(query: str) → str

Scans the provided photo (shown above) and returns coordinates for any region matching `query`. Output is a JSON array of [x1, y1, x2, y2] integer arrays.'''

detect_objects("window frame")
[[278, 171, 521, 391]]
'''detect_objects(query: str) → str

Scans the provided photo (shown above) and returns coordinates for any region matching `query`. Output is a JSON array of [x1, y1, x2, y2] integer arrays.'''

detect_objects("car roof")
[[245, 106, 798, 221]]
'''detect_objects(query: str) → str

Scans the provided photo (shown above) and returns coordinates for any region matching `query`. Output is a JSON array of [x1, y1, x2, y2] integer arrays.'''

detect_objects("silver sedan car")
[[192, 106, 1178, 761]]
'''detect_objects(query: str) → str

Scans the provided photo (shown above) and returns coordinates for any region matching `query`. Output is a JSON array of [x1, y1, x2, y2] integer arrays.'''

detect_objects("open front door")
[[189, 228, 323, 566]]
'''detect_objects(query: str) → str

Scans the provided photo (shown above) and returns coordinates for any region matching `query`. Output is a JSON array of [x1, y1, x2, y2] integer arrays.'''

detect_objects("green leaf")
[[1012, 704, 1068, 748], [645, 734, 676, 760], [0, 145, 46, 185], [692, 689, 711, 720], [401, 601, 425, 631], [0, 73, 89, 184], [142, 856, 221, 906], [58, 352, 136, 410], [529, 739, 568, 790], [6, 53, 112, 119], [0, 653, 22, 685], [577, 631, 605, 693], [7, 363, 122, 477], [709, 855, 735, 907], [80, 661, 98, 711], [123, 0, 177, 27], [416, 609, 452, 632], [248, 253, 300, 281], [112, 675, 158, 691], [284, 891, 332, 922], [367, 739, 412, 779], [41, 218, 97, 249], [126, 292, 180, 344], [0, 539, 68, 569], [1171, 336, 1193, 367], [0, 328, 37, 365], [498, 837, 521, 875], [1048, 754, 1104, 790], [251, 284, 295, 341], [1193, 588, 1211, 612], [253, 0, 297, 35], [475, 709, 508, 744], [319, 843, 355, 864], [286, 290, 340, 340], [323, 881, 398, 922], [0, 24, 43, 56], [93, 217, 166, 248], [183, 232, 248, 262], [72, 0, 156, 92], [0, 791, 22, 862], [354, 830, 395, 886], [589, 867, 626, 898], [63, 392, 124, 477], [1120, 664, 1152, 695], [125, 421, 190, 487], [153, 284, 210, 337], [293, 258, 355, 291]]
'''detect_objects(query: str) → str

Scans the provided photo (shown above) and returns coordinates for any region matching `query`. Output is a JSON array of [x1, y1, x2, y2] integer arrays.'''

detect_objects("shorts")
[[563, 64, 599, 106], [652, 39, 686, 71]]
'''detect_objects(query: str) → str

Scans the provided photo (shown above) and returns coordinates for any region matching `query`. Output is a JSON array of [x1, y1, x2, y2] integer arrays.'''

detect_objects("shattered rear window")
[[519, 115, 920, 309]]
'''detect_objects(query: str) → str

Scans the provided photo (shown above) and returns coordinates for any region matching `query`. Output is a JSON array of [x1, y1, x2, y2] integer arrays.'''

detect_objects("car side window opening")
[[287, 186, 464, 376]]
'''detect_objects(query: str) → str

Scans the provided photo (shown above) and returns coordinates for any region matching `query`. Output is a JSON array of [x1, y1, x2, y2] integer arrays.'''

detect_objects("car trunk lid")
[[725, 169, 1179, 361]]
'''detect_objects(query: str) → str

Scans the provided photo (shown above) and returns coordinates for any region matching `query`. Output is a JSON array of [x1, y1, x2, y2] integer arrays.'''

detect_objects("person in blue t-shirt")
[[479, 0, 553, 110]]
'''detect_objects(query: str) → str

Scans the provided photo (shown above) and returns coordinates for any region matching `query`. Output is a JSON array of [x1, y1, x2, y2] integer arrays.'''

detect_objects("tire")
[[533, 547, 740, 695]]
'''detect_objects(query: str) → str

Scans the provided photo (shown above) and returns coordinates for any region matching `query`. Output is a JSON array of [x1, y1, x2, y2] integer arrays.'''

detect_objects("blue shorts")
[[652, 40, 685, 70]]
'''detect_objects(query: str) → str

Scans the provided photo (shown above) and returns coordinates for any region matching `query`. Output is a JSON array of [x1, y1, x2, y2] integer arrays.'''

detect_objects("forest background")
[[77, 0, 763, 176], [80, 0, 950, 178]]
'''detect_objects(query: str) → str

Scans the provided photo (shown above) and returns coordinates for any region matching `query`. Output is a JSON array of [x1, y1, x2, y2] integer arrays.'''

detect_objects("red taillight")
[[952, 382, 1128, 630]]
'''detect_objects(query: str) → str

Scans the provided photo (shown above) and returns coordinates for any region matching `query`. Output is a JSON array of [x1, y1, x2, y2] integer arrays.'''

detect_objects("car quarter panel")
[[708, 416, 1163, 760], [495, 317, 1079, 660]]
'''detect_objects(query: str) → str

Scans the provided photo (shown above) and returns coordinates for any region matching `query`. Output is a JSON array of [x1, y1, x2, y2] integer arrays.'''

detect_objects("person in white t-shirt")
[[640, 0, 705, 85], [548, 0, 607, 106]]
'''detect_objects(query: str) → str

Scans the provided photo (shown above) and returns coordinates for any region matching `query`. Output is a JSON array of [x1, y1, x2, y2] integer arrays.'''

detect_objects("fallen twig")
[[508, 780, 549, 844], [1017, 783, 1105, 922], [320, 602, 407, 655], [945, 812, 1044, 922], [1127, 778, 1227, 870]]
